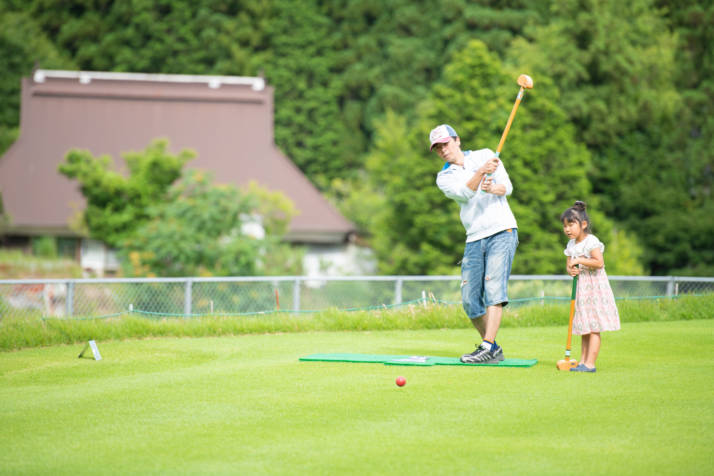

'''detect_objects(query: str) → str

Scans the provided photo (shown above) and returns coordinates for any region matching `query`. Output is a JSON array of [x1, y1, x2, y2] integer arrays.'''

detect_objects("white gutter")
[[33, 69, 265, 91]]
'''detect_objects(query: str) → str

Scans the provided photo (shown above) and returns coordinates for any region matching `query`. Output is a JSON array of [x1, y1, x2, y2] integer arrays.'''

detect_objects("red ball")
[[395, 376, 406, 387]]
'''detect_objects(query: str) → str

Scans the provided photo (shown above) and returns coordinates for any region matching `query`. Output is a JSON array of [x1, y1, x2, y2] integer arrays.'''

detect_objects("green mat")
[[299, 353, 537, 367]]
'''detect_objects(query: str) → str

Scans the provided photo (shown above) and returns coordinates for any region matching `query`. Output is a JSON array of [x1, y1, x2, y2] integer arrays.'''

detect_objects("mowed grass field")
[[1, 320, 712, 475]]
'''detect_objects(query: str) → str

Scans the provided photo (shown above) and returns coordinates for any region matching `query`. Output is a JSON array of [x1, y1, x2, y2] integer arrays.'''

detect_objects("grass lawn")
[[1, 320, 712, 475]]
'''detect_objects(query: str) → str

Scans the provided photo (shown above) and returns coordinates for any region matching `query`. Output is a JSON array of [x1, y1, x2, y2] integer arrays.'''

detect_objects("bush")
[[31, 236, 58, 258]]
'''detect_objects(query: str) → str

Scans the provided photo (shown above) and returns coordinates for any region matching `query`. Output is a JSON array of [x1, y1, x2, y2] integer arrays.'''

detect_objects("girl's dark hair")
[[560, 200, 592, 232]]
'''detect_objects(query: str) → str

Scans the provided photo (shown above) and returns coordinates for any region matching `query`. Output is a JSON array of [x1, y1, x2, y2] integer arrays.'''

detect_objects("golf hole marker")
[[78, 340, 102, 360]]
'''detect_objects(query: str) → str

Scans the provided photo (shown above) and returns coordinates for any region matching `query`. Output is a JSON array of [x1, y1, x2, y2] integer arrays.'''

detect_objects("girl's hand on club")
[[567, 259, 580, 276], [481, 177, 495, 192]]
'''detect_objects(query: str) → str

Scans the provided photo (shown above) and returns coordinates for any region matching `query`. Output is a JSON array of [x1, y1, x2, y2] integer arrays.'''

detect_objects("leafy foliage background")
[[0, 0, 711, 275]]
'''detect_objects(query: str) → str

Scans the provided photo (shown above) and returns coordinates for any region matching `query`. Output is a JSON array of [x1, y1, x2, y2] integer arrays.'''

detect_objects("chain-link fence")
[[1, 275, 712, 320]]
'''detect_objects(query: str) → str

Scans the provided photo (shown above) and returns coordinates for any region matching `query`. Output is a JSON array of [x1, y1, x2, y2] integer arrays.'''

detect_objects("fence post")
[[666, 276, 675, 297], [184, 279, 193, 317], [293, 278, 301, 312], [66, 281, 74, 317], [394, 278, 403, 305]]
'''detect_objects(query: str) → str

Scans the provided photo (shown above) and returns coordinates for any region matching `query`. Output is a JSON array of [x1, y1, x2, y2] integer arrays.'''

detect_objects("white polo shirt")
[[436, 148, 518, 243]]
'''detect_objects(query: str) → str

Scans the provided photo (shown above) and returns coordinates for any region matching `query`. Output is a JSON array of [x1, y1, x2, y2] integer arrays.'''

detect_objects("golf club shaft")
[[565, 275, 578, 357], [496, 87, 525, 155], [481, 86, 525, 192]]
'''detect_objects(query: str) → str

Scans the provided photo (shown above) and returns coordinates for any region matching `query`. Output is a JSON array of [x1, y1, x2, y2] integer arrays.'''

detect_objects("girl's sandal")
[[570, 363, 596, 373]]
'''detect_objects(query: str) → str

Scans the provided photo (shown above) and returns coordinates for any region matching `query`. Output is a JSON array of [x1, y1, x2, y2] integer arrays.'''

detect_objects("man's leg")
[[461, 306, 504, 363], [460, 241, 489, 362], [469, 305, 501, 341], [461, 230, 517, 363], [461, 240, 486, 326], [470, 314, 486, 339], [483, 304, 503, 343], [483, 229, 517, 337]]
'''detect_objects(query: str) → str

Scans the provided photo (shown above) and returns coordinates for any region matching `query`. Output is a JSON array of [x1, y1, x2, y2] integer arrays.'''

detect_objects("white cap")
[[429, 124, 458, 150]]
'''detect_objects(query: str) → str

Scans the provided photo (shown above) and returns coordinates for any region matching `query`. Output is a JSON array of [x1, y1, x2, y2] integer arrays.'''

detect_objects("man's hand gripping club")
[[467, 157, 503, 194]]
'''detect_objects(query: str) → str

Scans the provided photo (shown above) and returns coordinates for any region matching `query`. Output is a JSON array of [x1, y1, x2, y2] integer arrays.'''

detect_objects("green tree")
[[59, 139, 301, 277], [59, 139, 193, 247], [650, 0, 714, 275], [327, 0, 546, 139], [365, 110, 462, 275], [22, 0, 542, 181], [3, 0, 548, 189], [0, 10, 73, 154], [2, 0, 698, 275], [508, 0, 679, 227], [366, 40, 644, 275], [508, 0, 705, 274], [122, 171, 302, 277], [259, 0, 354, 190], [511, 0, 678, 149], [14, 0, 271, 76]]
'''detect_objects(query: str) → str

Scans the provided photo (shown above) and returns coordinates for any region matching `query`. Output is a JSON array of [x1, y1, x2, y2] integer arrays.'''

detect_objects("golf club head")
[[517, 74, 534, 89], [556, 358, 578, 371]]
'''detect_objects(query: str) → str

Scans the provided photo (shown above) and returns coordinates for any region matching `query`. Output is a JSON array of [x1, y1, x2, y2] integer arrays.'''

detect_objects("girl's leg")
[[584, 332, 601, 368], [580, 334, 590, 364]]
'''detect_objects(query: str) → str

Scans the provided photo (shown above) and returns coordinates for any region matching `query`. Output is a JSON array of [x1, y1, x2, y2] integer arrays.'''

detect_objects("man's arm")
[[436, 169, 475, 203], [481, 158, 513, 195], [437, 157, 502, 201], [467, 157, 500, 191], [480, 178, 507, 195]]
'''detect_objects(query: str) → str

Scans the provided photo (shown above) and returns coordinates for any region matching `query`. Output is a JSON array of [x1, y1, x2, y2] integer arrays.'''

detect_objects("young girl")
[[561, 201, 620, 372]]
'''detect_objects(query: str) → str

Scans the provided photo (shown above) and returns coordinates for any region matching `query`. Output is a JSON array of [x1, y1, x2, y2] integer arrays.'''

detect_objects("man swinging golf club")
[[431, 123, 518, 363], [429, 73, 531, 363]]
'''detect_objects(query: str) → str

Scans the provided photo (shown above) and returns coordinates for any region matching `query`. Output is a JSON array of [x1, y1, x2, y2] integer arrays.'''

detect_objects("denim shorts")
[[461, 228, 518, 319]]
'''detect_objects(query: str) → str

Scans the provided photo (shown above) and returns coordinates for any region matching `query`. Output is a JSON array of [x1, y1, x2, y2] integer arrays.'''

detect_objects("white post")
[[666, 276, 675, 297], [184, 279, 193, 317], [293, 278, 301, 312], [394, 278, 403, 305], [66, 281, 74, 316]]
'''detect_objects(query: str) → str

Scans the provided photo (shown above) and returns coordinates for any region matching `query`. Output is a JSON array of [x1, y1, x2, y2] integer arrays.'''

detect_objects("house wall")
[[66, 238, 372, 278], [80, 239, 120, 276], [303, 243, 376, 277]]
